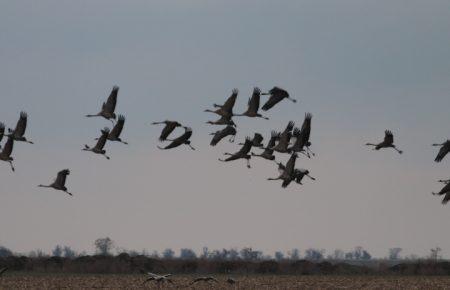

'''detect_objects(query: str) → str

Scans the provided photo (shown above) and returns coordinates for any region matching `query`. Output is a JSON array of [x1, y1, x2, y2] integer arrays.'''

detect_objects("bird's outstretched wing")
[[300, 113, 312, 142], [384, 130, 394, 145], [14, 111, 28, 137], [261, 87, 288, 111], [238, 137, 253, 155], [95, 128, 109, 150], [55, 169, 70, 187], [160, 122, 178, 141], [435, 141, 450, 162], [1, 137, 14, 157], [109, 115, 125, 138], [247, 87, 261, 113], [0, 122, 5, 143], [221, 89, 238, 113], [103, 86, 118, 113]]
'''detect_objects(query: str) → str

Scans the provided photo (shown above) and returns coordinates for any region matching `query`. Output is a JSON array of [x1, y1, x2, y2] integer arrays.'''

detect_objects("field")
[[1, 274, 450, 289]]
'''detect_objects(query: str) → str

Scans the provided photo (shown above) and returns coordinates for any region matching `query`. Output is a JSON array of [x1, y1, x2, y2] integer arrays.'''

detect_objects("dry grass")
[[1, 274, 450, 289]]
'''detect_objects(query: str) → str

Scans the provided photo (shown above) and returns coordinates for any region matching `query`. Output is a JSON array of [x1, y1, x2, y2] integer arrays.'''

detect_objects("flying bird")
[[206, 115, 236, 126], [261, 87, 296, 111], [83, 128, 110, 159], [158, 127, 195, 150], [366, 130, 403, 154], [151, 120, 182, 142], [289, 113, 314, 157], [251, 131, 280, 161], [86, 86, 119, 124], [433, 140, 450, 162], [240, 133, 264, 148], [267, 153, 298, 188], [226, 278, 237, 285], [0, 137, 15, 172], [272, 121, 295, 153], [210, 125, 237, 146], [140, 271, 174, 285], [219, 137, 253, 168], [7, 111, 33, 144], [432, 179, 450, 205], [204, 88, 238, 118], [101, 115, 128, 144], [235, 87, 269, 119], [38, 169, 72, 196], [190, 276, 219, 285]]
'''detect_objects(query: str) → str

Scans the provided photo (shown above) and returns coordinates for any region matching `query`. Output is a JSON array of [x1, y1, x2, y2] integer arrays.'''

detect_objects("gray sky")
[[1, 0, 449, 258]]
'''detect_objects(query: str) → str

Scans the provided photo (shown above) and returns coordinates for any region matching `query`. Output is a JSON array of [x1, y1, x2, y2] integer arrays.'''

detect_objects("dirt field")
[[1, 274, 450, 289]]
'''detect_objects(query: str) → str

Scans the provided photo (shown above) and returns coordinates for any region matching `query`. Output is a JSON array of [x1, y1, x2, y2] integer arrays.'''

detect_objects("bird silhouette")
[[272, 121, 295, 153], [7, 111, 33, 144], [366, 130, 403, 154], [267, 153, 298, 188], [261, 87, 296, 111], [38, 169, 72, 196], [83, 128, 110, 159], [158, 127, 195, 150], [86, 86, 119, 124], [98, 115, 128, 144], [432, 179, 450, 205], [235, 87, 269, 120], [189, 276, 219, 285], [151, 120, 182, 142], [210, 125, 237, 146], [204, 88, 238, 118], [289, 113, 314, 157], [219, 137, 253, 168], [0, 137, 15, 172], [433, 140, 450, 162], [140, 271, 174, 285], [240, 133, 264, 148], [252, 131, 280, 161]]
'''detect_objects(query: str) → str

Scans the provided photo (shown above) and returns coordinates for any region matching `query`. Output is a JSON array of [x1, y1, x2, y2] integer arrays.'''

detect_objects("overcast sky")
[[1, 0, 449, 258]]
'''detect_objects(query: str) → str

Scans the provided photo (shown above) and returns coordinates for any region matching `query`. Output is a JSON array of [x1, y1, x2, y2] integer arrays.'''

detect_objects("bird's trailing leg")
[[306, 147, 315, 157], [288, 97, 297, 103], [103, 154, 110, 160], [9, 161, 15, 172], [392, 146, 403, 154], [432, 143, 445, 146], [258, 115, 269, 120], [120, 140, 129, 145], [246, 158, 251, 169], [186, 143, 196, 150], [65, 190, 73, 196], [438, 179, 450, 184], [306, 174, 316, 181]]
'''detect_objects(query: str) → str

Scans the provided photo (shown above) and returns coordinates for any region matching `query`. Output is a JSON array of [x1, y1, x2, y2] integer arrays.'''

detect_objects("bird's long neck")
[[86, 113, 100, 117], [38, 184, 51, 188]]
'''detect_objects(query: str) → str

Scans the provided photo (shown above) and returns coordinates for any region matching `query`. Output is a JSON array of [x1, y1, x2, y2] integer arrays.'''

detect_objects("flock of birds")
[[0, 85, 449, 205]]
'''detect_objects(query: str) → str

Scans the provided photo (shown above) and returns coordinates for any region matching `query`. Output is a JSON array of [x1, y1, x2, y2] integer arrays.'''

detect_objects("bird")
[[251, 131, 280, 161], [140, 271, 174, 285], [151, 120, 182, 142], [0, 137, 15, 172], [0, 122, 5, 149], [366, 130, 403, 154], [158, 127, 195, 150], [204, 88, 238, 118], [38, 169, 72, 196], [83, 128, 110, 159], [261, 86, 296, 111], [85, 86, 119, 124], [293, 168, 316, 185], [210, 125, 237, 146], [240, 133, 264, 148], [226, 277, 237, 285], [272, 121, 295, 153], [267, 153, 298, 188], [289, 113, 314, 157], [206, 115, 236, 126], [0, 267, 8, 277], [433, 140, 450, 162], [432, 179, 450, 205], [100, 115, 128, 144], [219, 137, 253, 168], [7, 111, 33, 144], [189, 276, 219, 285], [235, 87, 269, 119]]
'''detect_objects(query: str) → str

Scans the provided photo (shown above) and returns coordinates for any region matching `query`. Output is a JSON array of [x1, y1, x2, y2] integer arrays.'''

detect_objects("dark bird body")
[[210, 125, 237, 146], [366, 130, 403, 154], [272, 121, 294, 153], [267, 153, 298, 188], [83, 128, 110, 159], [261, 87, 296, 111], [240, 133, 264, 148], [236, 87, 269, 119], [158, 127, 195, 150], [86, 86, 119, 123], [219, 137, 253, 168], [152, 120, 182, 142], [205, 89, 238, 118], [38, 169, 72, 196], [104, 115, 128, 144], [433, 140, 450, 162], [433, 179, 450, 205], [7, 112, 33, 144], [252, 131, 279, 161], [0, 137, 15, 171], [289, 113, 314, 157]]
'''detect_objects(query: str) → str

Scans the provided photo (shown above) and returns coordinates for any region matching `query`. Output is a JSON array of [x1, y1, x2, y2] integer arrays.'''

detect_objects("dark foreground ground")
[[1, 274, 450, 289]]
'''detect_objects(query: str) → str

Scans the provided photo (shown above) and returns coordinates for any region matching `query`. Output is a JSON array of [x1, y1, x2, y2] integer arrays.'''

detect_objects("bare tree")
[[162, 248, 175, 259], [94, 237, 114, 255], [52, 245, 63, 257], [388, 248, 402, 260], [430, 247, 442, 261]]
